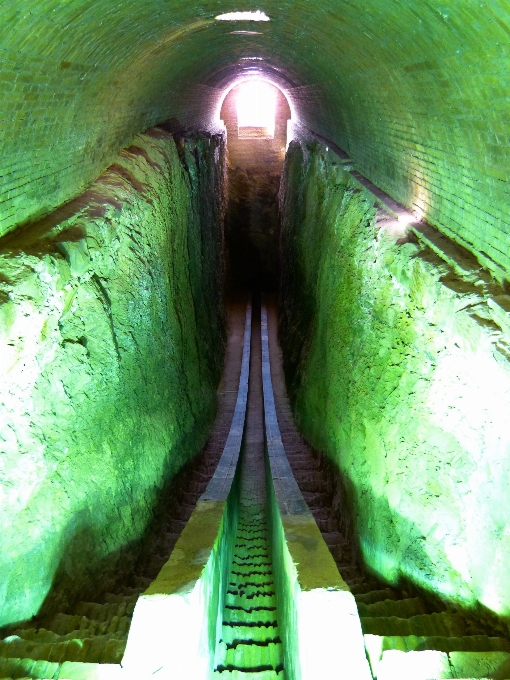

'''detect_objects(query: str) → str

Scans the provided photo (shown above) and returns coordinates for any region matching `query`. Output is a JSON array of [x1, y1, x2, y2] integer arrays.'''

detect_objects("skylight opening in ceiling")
[[216, 10, 270, 21]]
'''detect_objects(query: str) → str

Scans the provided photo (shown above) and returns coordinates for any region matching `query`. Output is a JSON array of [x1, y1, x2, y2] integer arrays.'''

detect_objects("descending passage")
[[214, 298, 284, 678]]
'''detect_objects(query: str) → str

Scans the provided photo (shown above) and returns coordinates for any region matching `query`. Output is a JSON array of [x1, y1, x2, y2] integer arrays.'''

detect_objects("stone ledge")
[[121, 498, 233, 680], [261, 300, 372, 680], [303, 132, 510, 362]]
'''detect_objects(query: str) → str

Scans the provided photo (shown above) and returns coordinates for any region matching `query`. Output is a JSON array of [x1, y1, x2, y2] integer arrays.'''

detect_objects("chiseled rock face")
[[0, 129, 226, 628], [279, 139, 510, 623]]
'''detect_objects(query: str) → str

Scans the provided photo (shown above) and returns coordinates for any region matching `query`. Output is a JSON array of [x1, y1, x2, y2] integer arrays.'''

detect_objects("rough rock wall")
[[0, 128, 226, 628], [279, 139, 510, 626], [220, 85, 290, 174]]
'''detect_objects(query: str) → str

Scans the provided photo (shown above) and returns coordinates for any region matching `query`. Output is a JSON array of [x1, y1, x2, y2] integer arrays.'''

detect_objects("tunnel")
[[1, 2, 510, 679]]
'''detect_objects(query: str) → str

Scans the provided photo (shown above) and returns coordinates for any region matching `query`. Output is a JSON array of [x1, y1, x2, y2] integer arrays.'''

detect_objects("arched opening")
[[219, 78, 292, 292], [237, 80, 277, 138]]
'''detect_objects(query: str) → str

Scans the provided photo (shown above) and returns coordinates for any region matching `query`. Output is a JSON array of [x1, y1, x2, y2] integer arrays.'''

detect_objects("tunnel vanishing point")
[[1, 2, 510, 679]]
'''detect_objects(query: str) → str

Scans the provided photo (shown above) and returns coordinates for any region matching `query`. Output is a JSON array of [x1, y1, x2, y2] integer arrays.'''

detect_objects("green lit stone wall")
[[0, 129, 226, 628], [1, 1, 509, 279], [279, 139, 510, 623]]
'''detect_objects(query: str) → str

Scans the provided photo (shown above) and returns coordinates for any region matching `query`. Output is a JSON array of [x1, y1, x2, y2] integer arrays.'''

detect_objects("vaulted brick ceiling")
[[2, 1, 509, 276]]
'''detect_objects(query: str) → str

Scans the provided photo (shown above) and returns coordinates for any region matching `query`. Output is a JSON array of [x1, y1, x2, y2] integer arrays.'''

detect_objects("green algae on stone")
[[0, 129, 226, 629], [279, 139, 510, 626]]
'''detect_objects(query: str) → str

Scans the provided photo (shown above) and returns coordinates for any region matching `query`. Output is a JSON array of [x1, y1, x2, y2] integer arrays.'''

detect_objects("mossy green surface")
[[279, 139, 510, 624], [1, 1, 509, 280], [0, 129, 226, 628]]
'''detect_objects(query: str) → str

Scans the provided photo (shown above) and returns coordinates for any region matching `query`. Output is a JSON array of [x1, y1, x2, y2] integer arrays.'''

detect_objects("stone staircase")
[[215, 516, 284, 678], [0, 589, 140, 668], [4, 294, 509, 680], [264, 297, 510, 680], [275, 410, 510, 679]]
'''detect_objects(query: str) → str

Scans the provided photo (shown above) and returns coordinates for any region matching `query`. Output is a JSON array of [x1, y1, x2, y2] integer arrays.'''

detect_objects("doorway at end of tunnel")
[[221, 79, 292, 293]]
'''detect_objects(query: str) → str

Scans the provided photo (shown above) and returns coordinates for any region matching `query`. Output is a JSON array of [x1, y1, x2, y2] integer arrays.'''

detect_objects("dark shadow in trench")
[[225, 167, 281, 293]]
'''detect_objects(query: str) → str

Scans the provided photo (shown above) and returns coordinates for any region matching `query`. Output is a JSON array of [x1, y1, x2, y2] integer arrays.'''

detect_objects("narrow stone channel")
[[214, 300, 285, 678]]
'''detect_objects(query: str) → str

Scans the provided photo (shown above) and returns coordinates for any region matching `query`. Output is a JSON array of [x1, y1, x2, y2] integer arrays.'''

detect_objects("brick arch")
[[1, 1, 509, 275]]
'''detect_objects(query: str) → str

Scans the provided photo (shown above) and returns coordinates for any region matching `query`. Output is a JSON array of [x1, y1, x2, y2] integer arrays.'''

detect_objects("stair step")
[[217, 641, 284, 670], [374, 649, 510, 680], [220, 625, 280, 647], [357, 597, 427, 619], [173, 504, 194, 521], [337, 566, 361, 581], [0, 658, 59, 680], [131, 577, 152, 590], [0, 636, 125, 664], [231, 569, 273, 579], [355, 588, 399, 605], [73, 601, 135, 621], [145, 555, 169, 575], [285, 458, 320, 470], [42, 613, 131, 637], [213, 670, 284, 679], [365, 633, 510, 655], [320, 532, 345, 547], [313, 517, 336, 533], [450, 650, 510, 678], [349, 581, 385, 595], [5, 628, 125, 644], [300, 491, 330, 506], [230, 578, 275, 591], [361, 611, 472, 637], [225, 594, 276, 610], [188, 480, 207, 493], [291, 472, 325, 488], [224, 610, 278, 626], [328, 544, 350, 563], [181, 492, 198, 505], [308, 507, 333, 521], [102, 593, 139, 605], [227, 584, 276, 599], [235, 539, 268, 550]]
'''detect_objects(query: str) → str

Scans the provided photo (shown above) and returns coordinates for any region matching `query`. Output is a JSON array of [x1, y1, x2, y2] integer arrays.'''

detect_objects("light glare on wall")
[[237, 80, 277, 138], [216, 10, 270, 21], [397, 212, 417, 225]]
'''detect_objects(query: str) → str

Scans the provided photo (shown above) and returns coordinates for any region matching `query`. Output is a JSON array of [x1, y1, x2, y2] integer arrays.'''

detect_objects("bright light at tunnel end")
[[215, 75, 297, 142], [237, 80, 277, 137], [216, 10, 270, 21]]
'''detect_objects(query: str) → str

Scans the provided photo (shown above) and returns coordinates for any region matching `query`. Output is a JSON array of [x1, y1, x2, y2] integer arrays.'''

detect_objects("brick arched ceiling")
[[2, 1, 509, 276]]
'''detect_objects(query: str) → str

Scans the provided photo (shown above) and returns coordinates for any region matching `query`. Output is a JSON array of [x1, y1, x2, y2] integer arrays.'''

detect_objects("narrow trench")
[[0, 302, 248, 674], [214, 298, 284, 677]]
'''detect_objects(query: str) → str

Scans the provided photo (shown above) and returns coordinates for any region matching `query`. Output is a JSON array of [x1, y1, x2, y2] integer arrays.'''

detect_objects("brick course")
[[1, 0, 509, 278]]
